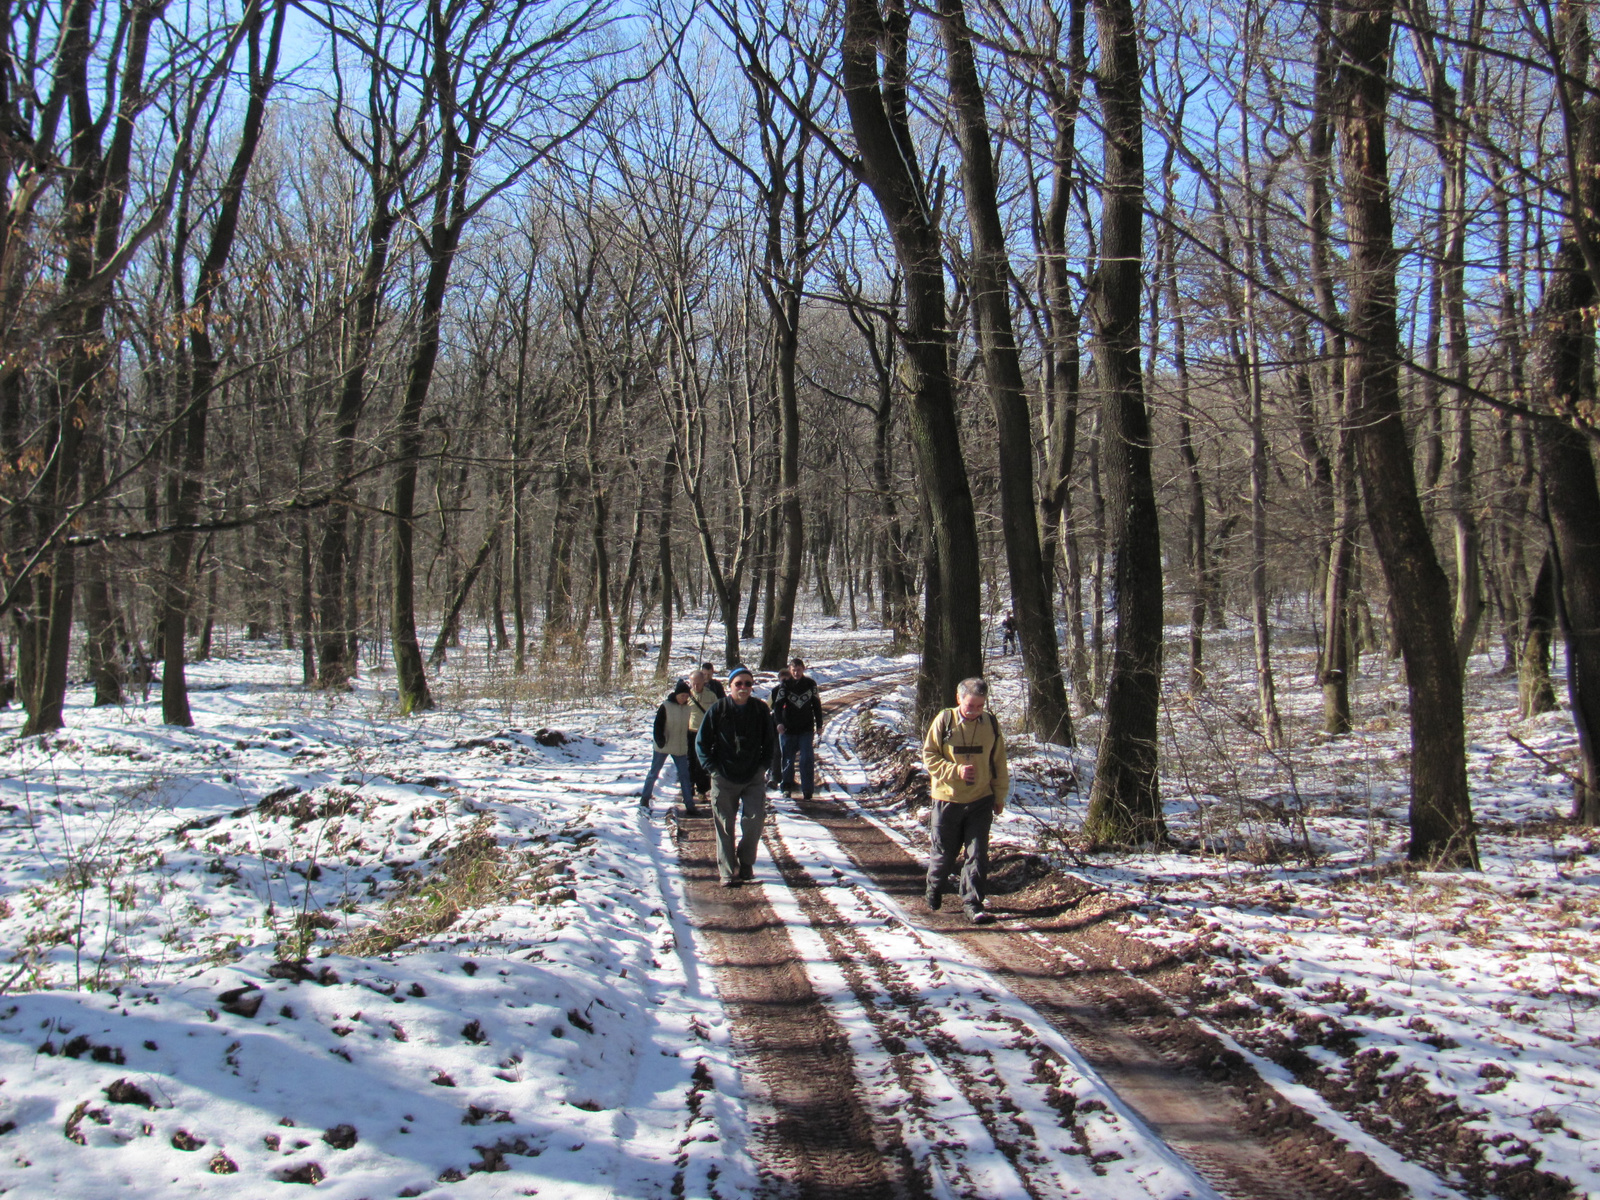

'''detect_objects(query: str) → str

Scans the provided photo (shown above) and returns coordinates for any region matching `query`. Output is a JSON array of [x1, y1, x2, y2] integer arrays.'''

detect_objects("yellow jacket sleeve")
[[922, 710, 960, 793]]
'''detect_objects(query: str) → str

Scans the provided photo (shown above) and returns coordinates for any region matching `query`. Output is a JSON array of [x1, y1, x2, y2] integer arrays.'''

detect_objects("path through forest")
[[669, 671, 1449, 1200]]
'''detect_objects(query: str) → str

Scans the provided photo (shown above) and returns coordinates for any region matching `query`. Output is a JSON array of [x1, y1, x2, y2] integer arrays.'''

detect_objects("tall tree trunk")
[[298, 515, 316, 686], [589, 455, 614, 688], [81, 438, 125, 706], [851, 299, 913, 647], [940, 0, 1073, 744], [429, 511, 505, 669], [1082, 0, 1165, 844], [545, 457, 580, 652], [1537, 419, 1600, 823], [1518, 548, 1558, 718], [161, 0, 286, 726], [1240, 235, 1283, 745], [19, 0, 160, 735], [1032, 0, 1090, 711], [196, 554, 218, 662], [1409, 0, 1486, 668], [1167, 237, 1206, 696], [841, 0, 982, 721], [1528, 0, 1600, 824], [656, 450, 677, 677], [1488, 158, 1533, 671], [617, 479, 647, 675], [390, 196, 456, 715], [1309, 0, 1354, 732], [1322, 419, 1360, 733], [317, 194, 399, 689], [759, 177, 806, 670], [1334, 0, 1477, 866], [1087, 408, 1107, 697]]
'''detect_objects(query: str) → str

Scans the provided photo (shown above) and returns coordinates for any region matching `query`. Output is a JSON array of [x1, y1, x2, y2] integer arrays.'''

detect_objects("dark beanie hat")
[[672, 678, 692, 696]]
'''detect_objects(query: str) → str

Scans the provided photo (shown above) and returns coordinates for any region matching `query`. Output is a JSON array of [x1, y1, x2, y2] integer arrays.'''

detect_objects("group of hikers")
[[641, 660, 1006, 926]]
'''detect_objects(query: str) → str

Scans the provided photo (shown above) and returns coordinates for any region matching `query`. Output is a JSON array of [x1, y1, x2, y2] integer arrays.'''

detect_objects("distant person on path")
[[641, 680, 696, 815], [771, 656, 823, 800], [1001, 611, 1017, 655], [699, 662, 727, 699], [685, 668, 718, 808], [696, 665, 778, 887], [922, 677, 1009, 924]]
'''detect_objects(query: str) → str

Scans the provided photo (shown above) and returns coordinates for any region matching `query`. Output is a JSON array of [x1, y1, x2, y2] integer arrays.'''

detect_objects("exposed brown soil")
[[670, 671, 1426, 1200], [673, 804, 918, 1199], [792, 787, 1399, 1200]]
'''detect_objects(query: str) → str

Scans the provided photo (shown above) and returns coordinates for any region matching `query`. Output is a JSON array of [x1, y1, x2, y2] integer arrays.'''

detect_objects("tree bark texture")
[[940, 0, 1073, 745], [1334, 0, 1477, 866], [1518, 548, 1558, 719], [841, 0, 982, 724], [1082, 0, 1166, 844], [18, 0, 158, 735], [758, 128, 807, 672], [160, 0, 286, 726]]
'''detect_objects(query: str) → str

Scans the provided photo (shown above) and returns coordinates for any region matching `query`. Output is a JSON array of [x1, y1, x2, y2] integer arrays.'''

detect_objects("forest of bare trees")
[[3, 0, 1598, 866]]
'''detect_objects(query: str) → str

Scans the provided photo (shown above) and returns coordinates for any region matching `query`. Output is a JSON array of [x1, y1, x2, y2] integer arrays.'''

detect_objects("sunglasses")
[[732, 679, 754, 688]]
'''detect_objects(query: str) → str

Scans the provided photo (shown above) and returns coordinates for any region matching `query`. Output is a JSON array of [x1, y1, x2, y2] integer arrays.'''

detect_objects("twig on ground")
[[1509, 734, 1588, 794]]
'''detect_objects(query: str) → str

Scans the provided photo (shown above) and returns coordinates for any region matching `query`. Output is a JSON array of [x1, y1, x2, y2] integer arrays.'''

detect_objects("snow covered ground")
[[0, 642, 755, 1198], [1, 610, 1595, 1199], [891, 627, 1599, 1200]]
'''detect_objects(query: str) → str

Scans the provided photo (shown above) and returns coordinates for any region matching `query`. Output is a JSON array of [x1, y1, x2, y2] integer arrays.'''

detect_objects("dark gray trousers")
[[711, 773, 767, 882], [927, 796, 994, 906]]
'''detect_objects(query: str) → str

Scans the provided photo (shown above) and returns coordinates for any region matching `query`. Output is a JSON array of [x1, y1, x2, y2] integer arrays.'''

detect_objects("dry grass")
[[337, 819, 560, 957]]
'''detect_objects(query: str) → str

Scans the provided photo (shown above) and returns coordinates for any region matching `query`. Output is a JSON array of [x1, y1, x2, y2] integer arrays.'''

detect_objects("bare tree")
[[1334, 0, 1477, 867], [840, 0, 982, 720], [1081, 0, 1166, 844]]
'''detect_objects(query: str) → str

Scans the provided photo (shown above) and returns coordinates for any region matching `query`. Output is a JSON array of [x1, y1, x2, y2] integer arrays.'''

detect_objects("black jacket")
[[770, 675, 823, 735], [695, 695, 778, 783]]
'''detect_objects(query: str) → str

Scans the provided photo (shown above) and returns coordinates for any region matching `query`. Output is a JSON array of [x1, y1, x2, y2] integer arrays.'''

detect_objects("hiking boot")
[[964, 902, 994, 925], [925, 883, 943, 912], [738, 863, 753, 882], [684, 804, 699, 817], [720, 878, 741, 888]]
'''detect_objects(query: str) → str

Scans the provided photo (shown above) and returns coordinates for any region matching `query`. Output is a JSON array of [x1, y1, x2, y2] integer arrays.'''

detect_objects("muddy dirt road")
[[670, 673, 1441, 1200]]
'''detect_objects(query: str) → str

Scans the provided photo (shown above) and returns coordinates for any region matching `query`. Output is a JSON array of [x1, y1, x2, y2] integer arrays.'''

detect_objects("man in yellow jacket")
[[922, 677, 1008, 924]]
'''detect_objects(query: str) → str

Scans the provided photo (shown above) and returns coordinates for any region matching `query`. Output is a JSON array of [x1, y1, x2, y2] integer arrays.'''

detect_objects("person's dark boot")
[[925, 882, 943, 911], [738, 863, 754, 882], [964, 900, 994, 925]]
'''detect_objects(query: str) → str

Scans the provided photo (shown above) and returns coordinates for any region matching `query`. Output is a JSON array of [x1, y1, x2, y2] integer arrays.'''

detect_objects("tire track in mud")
[[802, 678, 1416, 1200], [675, 667, 1202, 1200], [672, 798, 912, 1199], [758, 825, 1157, 1199]]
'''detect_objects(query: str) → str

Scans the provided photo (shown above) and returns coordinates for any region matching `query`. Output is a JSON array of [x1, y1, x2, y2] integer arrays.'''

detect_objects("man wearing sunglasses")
[[695, 665, 779, 887]]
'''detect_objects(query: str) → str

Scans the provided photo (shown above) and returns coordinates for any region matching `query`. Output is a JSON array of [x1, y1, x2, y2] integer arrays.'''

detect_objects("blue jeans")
[[780, 732, 815, 798], [641, 752, 694, 809]]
